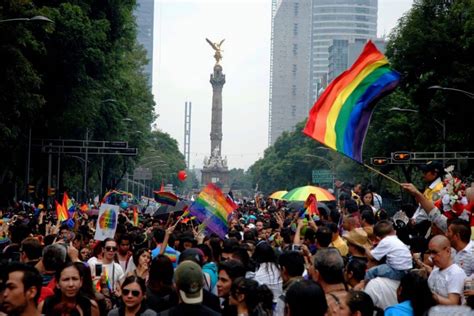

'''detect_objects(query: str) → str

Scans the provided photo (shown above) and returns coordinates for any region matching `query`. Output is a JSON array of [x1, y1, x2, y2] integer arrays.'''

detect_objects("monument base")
[[201, 167, 230, 191]]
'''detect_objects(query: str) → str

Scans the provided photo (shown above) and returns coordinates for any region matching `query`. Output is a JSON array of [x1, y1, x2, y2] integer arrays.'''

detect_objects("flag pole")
[[363, 163, 402, 186]]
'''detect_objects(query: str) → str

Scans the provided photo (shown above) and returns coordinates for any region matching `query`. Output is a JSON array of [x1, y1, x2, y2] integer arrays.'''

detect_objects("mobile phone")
[[96, 264, 102, 277], [291, 244, 301, 251]]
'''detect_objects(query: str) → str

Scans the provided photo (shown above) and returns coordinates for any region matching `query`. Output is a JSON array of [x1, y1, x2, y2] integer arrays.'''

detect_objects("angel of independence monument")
[[201, 38, 229, 189]]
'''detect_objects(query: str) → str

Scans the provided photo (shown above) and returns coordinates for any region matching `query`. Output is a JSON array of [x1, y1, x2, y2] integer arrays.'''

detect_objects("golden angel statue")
[[206, 38, 225, 64]]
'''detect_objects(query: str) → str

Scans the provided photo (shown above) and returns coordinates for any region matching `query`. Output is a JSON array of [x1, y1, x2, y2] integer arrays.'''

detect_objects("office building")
[[268, 0, 312, 145], [269, 0, 378, 145], [328, 38, 385, 82], [134, 0, 154, 89]]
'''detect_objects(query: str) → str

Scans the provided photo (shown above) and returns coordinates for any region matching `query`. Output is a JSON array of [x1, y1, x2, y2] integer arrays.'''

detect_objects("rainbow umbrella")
[[282, 185, 335, 202], [269, 190, 288, 200]]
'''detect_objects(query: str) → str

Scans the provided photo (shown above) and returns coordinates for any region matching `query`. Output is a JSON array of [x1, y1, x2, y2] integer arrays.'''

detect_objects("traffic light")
[[48, 187, 56, 196], [371, 157, 389, 166], [28, 185, 35, 194], [392, 151, 411, 162]]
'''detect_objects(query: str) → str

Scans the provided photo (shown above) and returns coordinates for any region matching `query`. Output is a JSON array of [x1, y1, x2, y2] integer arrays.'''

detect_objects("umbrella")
[[269, 190, 288, 200], [287, 201, 331, 214], [282, 185, 335, 202], [153, 200, 192, 218]]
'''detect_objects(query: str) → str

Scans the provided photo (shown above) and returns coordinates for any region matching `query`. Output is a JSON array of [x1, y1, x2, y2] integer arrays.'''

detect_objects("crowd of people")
[[1, 160, 474, 316]]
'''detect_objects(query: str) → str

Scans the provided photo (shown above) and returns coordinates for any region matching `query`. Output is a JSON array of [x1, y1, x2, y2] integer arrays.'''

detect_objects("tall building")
[[328, 38, 385, 82], [310, 0, 378, 102], [268, 0, 312, 145], [269, 0, 378, 145], [134, 0, 154, 89]]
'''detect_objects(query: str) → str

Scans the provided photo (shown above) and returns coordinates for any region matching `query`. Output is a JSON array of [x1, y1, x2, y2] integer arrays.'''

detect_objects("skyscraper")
[[268, 0, 312, 145], [134, 0, 154, 89], [310, 0, 378, 102], [268, 0, 378, 145]]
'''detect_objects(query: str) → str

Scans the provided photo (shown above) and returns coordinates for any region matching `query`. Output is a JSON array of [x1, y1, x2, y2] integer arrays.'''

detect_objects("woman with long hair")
[[252, 241, 282, 305], [385, 270, 436, 316], [229, 277, 273, 316], [39, 262, 100, 316], [361, 190, 376, 213], [108, 275, 156, 316], [145, 254, 178, 313], [126, 248, 151, 280]]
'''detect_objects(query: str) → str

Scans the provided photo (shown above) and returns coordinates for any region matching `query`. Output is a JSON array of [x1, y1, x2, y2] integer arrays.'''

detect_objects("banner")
[[94, 204, 119, 241]]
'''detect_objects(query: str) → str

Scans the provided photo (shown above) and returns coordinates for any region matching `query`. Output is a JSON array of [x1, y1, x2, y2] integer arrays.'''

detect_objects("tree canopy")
[[0, 0, 157, 203]]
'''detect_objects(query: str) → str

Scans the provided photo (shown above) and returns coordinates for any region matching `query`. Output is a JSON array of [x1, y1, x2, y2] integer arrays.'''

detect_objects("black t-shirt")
[[157, 303, 221, 316]]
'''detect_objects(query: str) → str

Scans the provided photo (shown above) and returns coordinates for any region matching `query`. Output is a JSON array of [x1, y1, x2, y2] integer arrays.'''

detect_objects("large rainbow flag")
[[189, 183, 238, 239], [303, 40, 400, 162]]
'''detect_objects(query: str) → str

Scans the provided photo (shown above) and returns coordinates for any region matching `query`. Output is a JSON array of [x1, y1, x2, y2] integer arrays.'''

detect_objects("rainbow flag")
[[304, 194, 319, 217], [154, 191, 179, 206], [182, 216, 196, 224], [62, 192, 75, 214], [303, 40, 400, 162], [189, 183, 238, 239], [55, 200, 68, 222], [95, 267, 112, 292]]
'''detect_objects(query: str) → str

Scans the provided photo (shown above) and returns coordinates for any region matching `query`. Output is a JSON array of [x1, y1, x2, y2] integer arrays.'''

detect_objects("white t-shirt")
[[87, 257, 125, 293], [364, 277, 400, 310], [370, 235, 412, 270], [428, 263, 466, 299], [254, 262, 283, 304]]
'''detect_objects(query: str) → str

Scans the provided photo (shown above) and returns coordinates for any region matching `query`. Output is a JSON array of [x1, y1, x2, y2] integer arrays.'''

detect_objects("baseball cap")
[[178, 248, 205, 266], [419, 161, 444, 175], [175, 261, 203, 304]]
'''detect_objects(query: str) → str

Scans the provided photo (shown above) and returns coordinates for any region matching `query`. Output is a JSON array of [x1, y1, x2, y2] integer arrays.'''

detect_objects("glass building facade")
[[134, 0, 154, 90], [310, 0, 377, 102]]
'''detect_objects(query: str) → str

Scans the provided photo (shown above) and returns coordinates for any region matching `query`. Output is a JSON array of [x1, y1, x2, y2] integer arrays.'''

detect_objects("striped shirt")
[[453, 241, 474, 276]]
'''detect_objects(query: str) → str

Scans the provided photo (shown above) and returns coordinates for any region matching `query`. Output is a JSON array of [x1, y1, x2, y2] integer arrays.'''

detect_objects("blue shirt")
[[151, 244, 180, 268], [385, 300, 413, 316]]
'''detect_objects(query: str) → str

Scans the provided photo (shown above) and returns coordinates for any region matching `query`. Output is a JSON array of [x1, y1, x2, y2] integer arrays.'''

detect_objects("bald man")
[[427, 235, 467, 305]]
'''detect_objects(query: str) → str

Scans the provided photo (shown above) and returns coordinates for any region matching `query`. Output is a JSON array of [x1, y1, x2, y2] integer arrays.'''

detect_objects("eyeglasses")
[[122, 289, 141, 297], [105, 246, 117, 252]]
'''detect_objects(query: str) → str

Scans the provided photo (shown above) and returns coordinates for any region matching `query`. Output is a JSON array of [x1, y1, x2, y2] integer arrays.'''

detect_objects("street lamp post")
[[0, 15, 54, 23], [428, 86, 474, 99]]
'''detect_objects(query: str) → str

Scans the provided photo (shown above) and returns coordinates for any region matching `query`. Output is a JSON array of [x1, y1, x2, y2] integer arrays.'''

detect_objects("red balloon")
[[178, 170, 187, 181]]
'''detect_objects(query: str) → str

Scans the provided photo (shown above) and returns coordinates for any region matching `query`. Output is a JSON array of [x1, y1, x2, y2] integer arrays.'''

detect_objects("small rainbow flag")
[[303, 40, 400, 162], [55, 200, 68, 222], [189, 183, 238, 239], [62, 192, 75, 213], [181, 216, 196, 224], [304, 193, 319, 217], [95, 266, 112, 292], [154, 191, 179, 206]]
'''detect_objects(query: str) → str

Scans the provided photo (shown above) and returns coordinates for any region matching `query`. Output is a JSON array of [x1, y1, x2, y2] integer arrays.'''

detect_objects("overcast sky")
[[152, 0, 414, 171]]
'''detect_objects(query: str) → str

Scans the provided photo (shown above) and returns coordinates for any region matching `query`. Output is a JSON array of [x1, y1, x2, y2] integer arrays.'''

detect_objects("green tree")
[[0, 0, 156, 203], [386, 0, 474, 173]]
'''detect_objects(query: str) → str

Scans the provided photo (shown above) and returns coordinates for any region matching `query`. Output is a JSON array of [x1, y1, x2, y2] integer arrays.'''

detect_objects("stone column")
[[210, 64, 226, 157]]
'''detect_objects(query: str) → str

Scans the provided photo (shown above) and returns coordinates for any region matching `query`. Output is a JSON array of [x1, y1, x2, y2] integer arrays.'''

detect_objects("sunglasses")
[[123, 289, 141, 297], [105, 246, 117, 252]]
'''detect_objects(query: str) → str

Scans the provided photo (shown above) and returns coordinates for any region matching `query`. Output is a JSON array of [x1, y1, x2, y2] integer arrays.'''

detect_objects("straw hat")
[[343, 228, 371, 249]]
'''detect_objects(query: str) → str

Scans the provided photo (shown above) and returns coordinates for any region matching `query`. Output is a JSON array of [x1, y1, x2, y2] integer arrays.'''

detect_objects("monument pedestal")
[[202, 148, 229, 189]]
